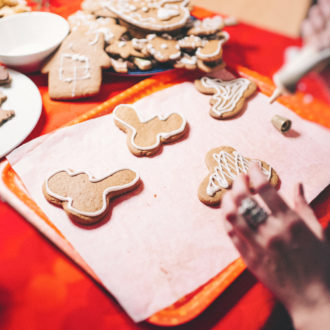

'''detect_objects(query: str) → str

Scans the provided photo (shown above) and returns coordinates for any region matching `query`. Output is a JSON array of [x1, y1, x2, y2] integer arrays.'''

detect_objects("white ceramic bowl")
[[0, 12, 69, 73]]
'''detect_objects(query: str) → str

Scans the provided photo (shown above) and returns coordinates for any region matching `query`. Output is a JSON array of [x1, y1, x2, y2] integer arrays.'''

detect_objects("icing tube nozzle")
[[269, 46, 330, 104]]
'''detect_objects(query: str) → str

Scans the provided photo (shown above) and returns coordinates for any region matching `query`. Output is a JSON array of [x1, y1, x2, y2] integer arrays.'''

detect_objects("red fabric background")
[[0, 1, 329, 329]]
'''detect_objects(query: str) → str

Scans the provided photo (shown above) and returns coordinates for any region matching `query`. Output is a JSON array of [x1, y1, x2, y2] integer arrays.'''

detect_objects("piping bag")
[[269, 46, 330, 103]]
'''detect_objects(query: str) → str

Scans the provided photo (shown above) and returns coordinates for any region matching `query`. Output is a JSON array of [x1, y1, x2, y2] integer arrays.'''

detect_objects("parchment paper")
[[7, 70, 330, 321]]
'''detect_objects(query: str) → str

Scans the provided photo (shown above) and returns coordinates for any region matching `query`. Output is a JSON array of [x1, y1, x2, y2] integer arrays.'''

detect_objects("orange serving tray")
[[2, 67, 330, 327]]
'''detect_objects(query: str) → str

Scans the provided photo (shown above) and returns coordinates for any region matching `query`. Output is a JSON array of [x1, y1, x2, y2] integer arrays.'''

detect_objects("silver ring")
[[238, 197, 268, 229]]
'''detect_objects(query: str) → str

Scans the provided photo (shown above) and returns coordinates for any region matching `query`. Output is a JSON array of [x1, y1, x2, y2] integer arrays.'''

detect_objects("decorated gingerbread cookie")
[[195, 76, 257, 119], [174, 53, 197, 70], [113, 104, 187, 156], [42, 28, 111, 100], [188, 16, 225, 36], [81, 0, 118, 18], [146, 34, 181, 62], [106, 40, 148, 59], [103, 0, 191, 32], [198, 146, 279, 206], [178, 35, 204, 51], [43, 168, 140, 224], [196, 31, 229, 63], [68, 11, 127, 45]]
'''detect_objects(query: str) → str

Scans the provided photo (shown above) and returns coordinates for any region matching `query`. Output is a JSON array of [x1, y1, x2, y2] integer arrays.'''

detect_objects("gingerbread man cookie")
[[42, 27, 111, 100], [198, 146, 279, 206], [43, 168, 140, 224], [103, 0, 191, 32], [195, 76, 257, 119], [146, 34, 181, 62], [113, 104, 187, 156], [0, 91, 7, 105]]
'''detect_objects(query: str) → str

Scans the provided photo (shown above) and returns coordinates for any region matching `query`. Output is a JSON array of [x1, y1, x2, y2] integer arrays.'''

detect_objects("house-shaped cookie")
[[42, 27, 111, 100]]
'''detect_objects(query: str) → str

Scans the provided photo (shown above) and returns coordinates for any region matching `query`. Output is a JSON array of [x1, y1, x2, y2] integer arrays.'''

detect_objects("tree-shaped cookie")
[[113, 104, 187, 157], [199, 146, 279, 206], [43, 168, 140, 224], [195, 76, 257, 119], [42, 27, 111, 100]]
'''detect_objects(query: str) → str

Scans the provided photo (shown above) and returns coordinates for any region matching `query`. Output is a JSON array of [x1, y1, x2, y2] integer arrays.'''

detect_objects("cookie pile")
[[0, 66, 15, 126], [42, 0, 237, 99], [72, 0, 234, 73], [0, 0, 30, 17]]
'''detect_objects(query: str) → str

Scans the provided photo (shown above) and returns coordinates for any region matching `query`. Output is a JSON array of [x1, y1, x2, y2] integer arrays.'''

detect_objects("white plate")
[[0, 69, 42, 158]]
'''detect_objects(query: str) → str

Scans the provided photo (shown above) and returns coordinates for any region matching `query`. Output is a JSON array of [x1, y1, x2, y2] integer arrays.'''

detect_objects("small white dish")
[[0, 12, 69, 73], [0, 69, 42, 158]]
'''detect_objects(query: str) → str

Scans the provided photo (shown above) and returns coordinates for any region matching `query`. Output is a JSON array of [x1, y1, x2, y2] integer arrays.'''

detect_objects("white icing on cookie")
[[103, 0, 190, 31], [59, 53, 91, 97], [200, 76, 252, 117], [207, 151, 272, 196], [196, 31, 229, 60], [113, 104, 186, 151], [157, 7, 179, 20], [45, 169, 140, 217]]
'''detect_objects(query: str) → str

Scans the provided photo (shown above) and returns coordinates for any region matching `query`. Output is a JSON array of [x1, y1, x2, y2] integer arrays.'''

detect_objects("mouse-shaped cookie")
[[113, 104, 187, 157], [198, 146, 279, 206], [43, 168, 140, 224]]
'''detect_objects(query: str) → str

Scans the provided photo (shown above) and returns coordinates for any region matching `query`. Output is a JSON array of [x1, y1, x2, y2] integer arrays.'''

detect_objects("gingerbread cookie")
[[195, 76, 257, 119], [0, 0, 30, 17], [103, 0, 191, 32], [106, 40, 147, 59], [146, 34, 181, 62], [81, 0, 118, 18], [133, 57, 153, 71], [174, 53, 197, 70], [68, 11, 126, 44], [188, 16, 225, 36], [0, 91, 7, 105], [196, 32, 229, 62], [42, 28, 111, 100], [196, 59, 226, 73], [0, 66, 11, 85], [198, 146, 279, 206], [0, 109, 15, 126], [178, 35, 204, 51], [43, 168, 140, 224], [113, 104, 187, 156]]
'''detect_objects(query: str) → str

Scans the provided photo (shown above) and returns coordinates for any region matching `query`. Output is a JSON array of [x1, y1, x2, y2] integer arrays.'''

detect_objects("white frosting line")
[[45, 169, 140, 217], [113, 104, 186, 151], [200, 76, 251, 117], [196, 31, 229, 60], [207, 150, 272, 196], [59, 53, 91, 97]]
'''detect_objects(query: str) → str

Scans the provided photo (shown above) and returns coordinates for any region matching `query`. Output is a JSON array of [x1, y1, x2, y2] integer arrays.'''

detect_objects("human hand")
[[301, 0, 330, 50], [222, 165, 330, 330]]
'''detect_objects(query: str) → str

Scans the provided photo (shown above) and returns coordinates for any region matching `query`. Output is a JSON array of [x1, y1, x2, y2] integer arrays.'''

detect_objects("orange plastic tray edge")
[[3, 67, 329, 327]]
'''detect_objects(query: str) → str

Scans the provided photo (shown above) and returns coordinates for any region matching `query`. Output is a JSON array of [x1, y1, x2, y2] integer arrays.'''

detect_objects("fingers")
[[248, 163, 289, 215], [309, 5, 326, 32], [293, 183, 324, 240]]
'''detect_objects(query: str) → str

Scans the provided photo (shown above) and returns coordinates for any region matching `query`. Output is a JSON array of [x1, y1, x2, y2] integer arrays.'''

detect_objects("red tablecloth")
[[1, 2, 329, 329]]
